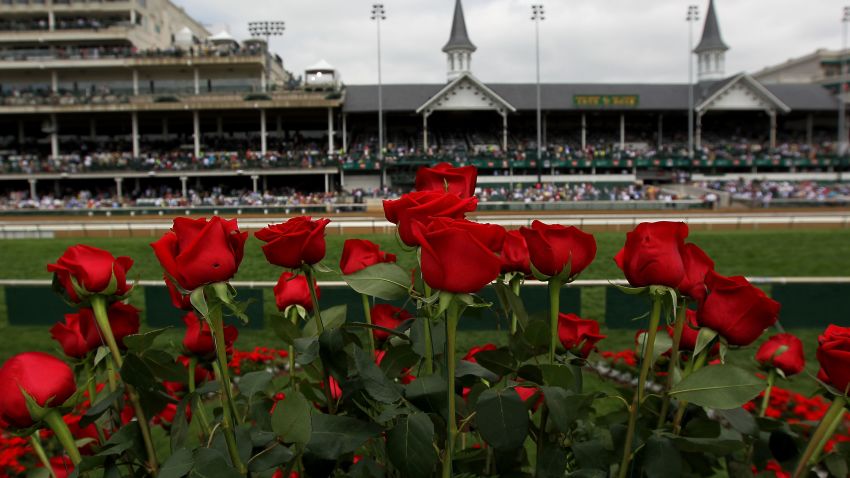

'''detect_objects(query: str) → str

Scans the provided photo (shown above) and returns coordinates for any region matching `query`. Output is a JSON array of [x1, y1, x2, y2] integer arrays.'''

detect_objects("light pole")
[[248, 21, 285, 92], [371, 4, 386, 188], [840, 7, 850, 156], [532, 4, 545, 183], [686, 5, 699, 159]]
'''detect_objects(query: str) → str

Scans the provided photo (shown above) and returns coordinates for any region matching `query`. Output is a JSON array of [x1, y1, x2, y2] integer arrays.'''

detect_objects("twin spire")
[[443, 0, 475, 81]]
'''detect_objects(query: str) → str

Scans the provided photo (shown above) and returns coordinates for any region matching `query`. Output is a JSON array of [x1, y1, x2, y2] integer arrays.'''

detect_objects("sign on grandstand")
[[573, 95, 639, 108]]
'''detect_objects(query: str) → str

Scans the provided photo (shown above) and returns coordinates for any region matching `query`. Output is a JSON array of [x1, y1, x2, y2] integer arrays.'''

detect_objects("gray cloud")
[[174, 0, 849, 84]]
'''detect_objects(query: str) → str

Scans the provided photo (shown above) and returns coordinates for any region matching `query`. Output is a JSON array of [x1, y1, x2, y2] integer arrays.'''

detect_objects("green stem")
[[759, 368, 777, 418], [510, 276, 522, 335], [673, 349, 709, 435], [212, 361, 248, 475], [442, 298, 461, 478], [287, 308, 299, 390], [618, 290, 664, 478], [422, 284, 435, 376], [91, 295, 158, 474], [812, 403, 847, 465], [548, 278, 562, 364], [793, 396, 847, 478], [29, 434, 59, 478], [361, 294, 375, 353], [303, 267, 336, 414], [43, 409, 82, 466], [658, 298, 688, 428], [104, 357, 117, 393], [83, 359, 108, 445], [188, 356, 211, 437]]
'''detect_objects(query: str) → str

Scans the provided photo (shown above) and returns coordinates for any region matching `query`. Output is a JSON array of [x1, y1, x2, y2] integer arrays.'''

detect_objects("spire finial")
[[694, 0, 729, 53]]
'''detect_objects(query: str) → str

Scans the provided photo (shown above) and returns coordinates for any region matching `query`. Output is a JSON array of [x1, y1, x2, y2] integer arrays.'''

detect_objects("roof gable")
[[416, 73, 516, 114], [696, 74, 790, 113]]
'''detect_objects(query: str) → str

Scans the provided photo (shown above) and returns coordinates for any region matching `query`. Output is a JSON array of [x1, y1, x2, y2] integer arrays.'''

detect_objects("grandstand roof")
[[694, 0, 729, 53], [343, 81, 837, 113], [443, 0, 476, 53]]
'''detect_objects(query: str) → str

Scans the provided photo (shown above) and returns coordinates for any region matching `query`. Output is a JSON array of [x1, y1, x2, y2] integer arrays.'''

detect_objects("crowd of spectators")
[[476, 183, 674, 203], [698, 179, 850, 206]]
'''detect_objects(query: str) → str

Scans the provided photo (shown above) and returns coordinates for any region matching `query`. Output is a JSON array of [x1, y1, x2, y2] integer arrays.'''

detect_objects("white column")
[[340, 167, 345, 188], [423, 113, 429, 151], [50, 114, 59, 158], [131, 111, 139, 157], [581, 113, 586, 150], [542, 112, 548, 146], [28, 178, 37, 200], [502, 112, 508, 151], [50, 71, 58, 93], [193, 68, 200, 95], [260, 71, 267, 92], [657, 114, 663, 149], [180, 176, 188, 198], [132, 69, 139, 95], [324, 174, 330, 193], [115, 177, 123, 200], [806, 113, 814, 147], [89, 118, 96, 139], [327, 107, 334, 153], [251, 175, 259, 193], [342, 113, 348, 154], [48, 11, 54, 31], [619, 113, 625, 150], [260, 109, 267, 155], [129, 9, 136, 24], [769, 110, 777, 149], [192, 111, 200, 157]]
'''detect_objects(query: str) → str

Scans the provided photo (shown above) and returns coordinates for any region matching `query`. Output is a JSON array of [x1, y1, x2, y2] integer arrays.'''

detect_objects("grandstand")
[[0, 0, 847, 210]]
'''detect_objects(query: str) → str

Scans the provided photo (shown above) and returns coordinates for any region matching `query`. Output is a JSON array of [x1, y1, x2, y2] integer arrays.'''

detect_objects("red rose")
[[255, 216, 331, 269], [756, 333, 805, 377], [50, 311, 101, 359], [151, 216, 248, 291], [667, 309, 719, 356], [677, 243, 715, 303], [557, 313, 605, 358], [165, 275, 192, 310], [411, 219, 501, 293], [414, 162, 477, 198], [614, 221, 688, 288], [340, 239, 397, 275], [0, 352, 76, 429], [500, 230, 531, 275], [63, 413, 101, 452], [273, 272, 318, 312], [105, 302, 141, 349], [463, 344, 497, 363], [371, 304, 413, 342], [515, 386, 544, 411], [816, 325, 850, 393], [383, 191, 477, 247], [182, 311, 238, 361], [428, 217, 506, 252], [519, 220, 596, 279], [48, 245, 133, 302], [47, 456, 73, 478], [697, 271, 781, 346]]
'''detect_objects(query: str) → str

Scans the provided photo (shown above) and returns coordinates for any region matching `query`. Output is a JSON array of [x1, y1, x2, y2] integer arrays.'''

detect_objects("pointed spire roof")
[[694, 0, 729, 53], [442, 0, 476, 53]]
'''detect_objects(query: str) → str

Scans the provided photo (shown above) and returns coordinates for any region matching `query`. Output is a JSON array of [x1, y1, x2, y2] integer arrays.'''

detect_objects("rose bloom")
[[414, 162, 478, 198], [48, 244, 133, 302], [500, 230, 532, 276], [371, 304, 413, 342], [816, 325, 850, 393], [614, 221, 689, 288], [151, 216, 248, 291], [383, 191, 477, 247], [255, 216, 331, 269], [697, 271, 780, 347], [756, 333, 805, 377], [677, 243, 715, 303], [50, 303, 139, 359], [273, 272, 318, 312], [411, 218, 502, 293], [182, 311, 238, 361], [519, 220, 596, 279], [557, 313, 605, 358], [0, 352, 76, 429], [164, 275, 193, 310], [340, 239, 397, 275]]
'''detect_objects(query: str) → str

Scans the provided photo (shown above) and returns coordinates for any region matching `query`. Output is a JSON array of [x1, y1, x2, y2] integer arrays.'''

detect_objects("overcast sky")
[[175, 0, 848, 85]]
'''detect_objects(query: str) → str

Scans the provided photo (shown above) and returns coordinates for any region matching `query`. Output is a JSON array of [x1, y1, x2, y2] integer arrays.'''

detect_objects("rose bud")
[[273, 272, 318, 312], [383, 191, 477, 247], [340, 239, 397, 275], [48, 245, 133, 303], [614, 221, 688, 288], [816, 325, 850, 393], [0, 352, 76, 429], [677, 243, 715, 303], [557, 313, 605, 359], [182, 311, 238, 361], [500, 230, 532, 276], [463, 344, 497, 363], [103, 302, 141, 350], [371, 304, 413, 342], [165, 275, 193, 310], [697, 271, 780, 347], [50, 311, 101, 359], [414, 162, 478, 198], [411, 218, 501, 293], [756, 333, 805, 377], [151, 216, 248, 291], [255, 216, 330, 269], [519, 220, 596, 279]]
